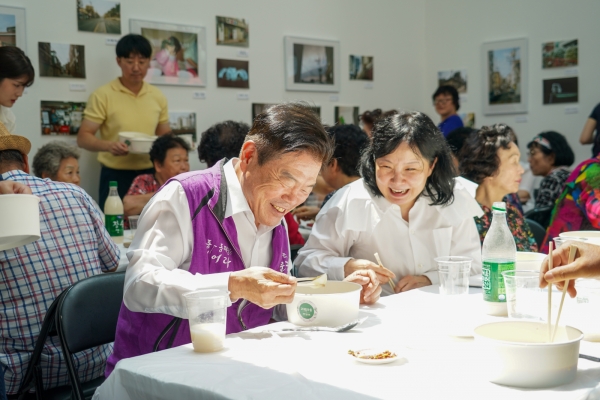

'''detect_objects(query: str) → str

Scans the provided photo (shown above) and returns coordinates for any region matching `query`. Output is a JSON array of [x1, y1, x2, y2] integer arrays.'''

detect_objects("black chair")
[[524, 206, 553, 230], [16, 272, 125, 400], [526, 218, 547, 250]]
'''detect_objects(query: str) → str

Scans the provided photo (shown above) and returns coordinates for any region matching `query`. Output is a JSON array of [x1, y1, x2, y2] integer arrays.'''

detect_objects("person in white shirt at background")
[[0, 46, 35, 132], [296, 111, 482, 295]]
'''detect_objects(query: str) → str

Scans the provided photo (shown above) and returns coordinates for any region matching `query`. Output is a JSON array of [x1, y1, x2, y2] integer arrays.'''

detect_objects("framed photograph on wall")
[[252, 103, 321, 120], [76, 0, 121, 34], [284, 36, 340, 92], [482, 38, 528, 115], [349, 55, 373, 81], [542, 39, 577, 69], [0, 5, 26, 50], [40, 101, 86, 136], [130, 19, 207, 87], [216, 59, 249, 88], [334, 106, 359, 125], [38, 42, 86, 78], [543, 77, 578, 104], [216, 16, 248, 47]]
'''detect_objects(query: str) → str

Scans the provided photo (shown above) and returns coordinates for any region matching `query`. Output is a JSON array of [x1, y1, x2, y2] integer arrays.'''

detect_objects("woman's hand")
[[344, 270, 381, 304], [344, 258, 395, 285], [394, 275, 431, 293], [539, 242, 600, 298], [0, 180, 32, 194], [292, 206, 320, 221]]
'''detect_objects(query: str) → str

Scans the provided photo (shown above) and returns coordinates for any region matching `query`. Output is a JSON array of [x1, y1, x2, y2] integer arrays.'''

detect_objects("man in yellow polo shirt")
[[77, 34, 171, 207]]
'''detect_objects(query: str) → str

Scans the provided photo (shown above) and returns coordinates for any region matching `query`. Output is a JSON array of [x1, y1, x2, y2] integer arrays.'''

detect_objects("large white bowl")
[[559, 231, 600, 245], [474, 320, 582, 388], [118, 131, 157, 154], [0, 194, 40, 251], [516, 252, 546, 271], [287, 281, 361, 327]]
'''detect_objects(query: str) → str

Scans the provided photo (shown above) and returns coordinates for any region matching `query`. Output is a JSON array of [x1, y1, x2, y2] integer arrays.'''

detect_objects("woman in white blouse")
[[296, 111, 482, 295], [0, 46, 34, 132]]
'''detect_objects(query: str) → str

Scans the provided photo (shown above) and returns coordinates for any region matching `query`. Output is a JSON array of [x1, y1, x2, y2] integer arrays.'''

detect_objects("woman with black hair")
[[527, 131, 574, 210], [460, 124, 538, 252], [296, 111, 482, 295], [0, 46, 35, 132], [433, 85, 463, 137]]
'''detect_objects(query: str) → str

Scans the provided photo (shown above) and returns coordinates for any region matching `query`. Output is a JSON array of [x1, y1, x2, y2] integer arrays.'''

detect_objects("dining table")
[[93, 285, 600, 400]]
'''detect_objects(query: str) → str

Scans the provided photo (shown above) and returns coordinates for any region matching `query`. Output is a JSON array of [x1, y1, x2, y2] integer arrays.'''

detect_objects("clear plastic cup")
[[503, 270, 553, 321], [553, 236, 587, 249], [435, 256, 472, 295], [183, 289, 228, 353]]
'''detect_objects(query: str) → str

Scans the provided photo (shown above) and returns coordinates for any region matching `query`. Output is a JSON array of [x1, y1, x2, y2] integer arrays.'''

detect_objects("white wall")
[[7, 0, 427, 202], [423, 0, 600, 167]]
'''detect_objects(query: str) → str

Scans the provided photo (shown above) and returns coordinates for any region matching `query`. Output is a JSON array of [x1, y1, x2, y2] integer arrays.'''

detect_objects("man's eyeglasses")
[[120, 57, 149, 67], [433, 98, 453, 106]]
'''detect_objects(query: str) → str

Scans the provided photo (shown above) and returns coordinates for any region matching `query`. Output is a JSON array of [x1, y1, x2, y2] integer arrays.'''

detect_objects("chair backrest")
[[56, 272, 125, 354], [524, 206, 553, 229], [526, 218, 547, 249]]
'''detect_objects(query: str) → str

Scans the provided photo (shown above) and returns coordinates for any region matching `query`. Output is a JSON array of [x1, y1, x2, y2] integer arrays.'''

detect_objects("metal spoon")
[[281, 318, 365, 333], [296, 274, 327, 288]]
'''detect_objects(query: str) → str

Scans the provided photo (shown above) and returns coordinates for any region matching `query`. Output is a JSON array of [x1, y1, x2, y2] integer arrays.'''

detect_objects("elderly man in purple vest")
[[106, 103, 382, 375]]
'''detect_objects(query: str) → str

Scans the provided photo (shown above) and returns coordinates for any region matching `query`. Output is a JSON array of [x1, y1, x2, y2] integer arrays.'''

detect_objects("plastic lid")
[[491, 201, 506, 212], [109, 181, 118, 187]]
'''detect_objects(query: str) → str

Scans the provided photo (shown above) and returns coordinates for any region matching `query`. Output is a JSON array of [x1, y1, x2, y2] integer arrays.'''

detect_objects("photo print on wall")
[[169, 111, 196, 149], [216, 16, 248, 47], [38, 42, 86, 78], [0, 6, 26, 50], [252, 103, 321, 120], [77, 0, 121, 34], [40, 101, 86, 136], [438, 69, 467, 93], [284, 36, 340, 92], [482, 38, 528, 115], [131, 19, 207, 87], [459, 112, 475, 128], [543, 77, 578, 104], [334, 106, 360, 125], [217, 59, 249, 89], [542, 39, 578, 69], [349, 55, 373, 81]]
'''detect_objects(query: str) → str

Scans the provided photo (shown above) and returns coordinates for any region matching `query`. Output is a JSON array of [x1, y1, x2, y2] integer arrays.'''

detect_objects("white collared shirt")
[[123, 159, 277, 318], [295, 179, 483, 296]]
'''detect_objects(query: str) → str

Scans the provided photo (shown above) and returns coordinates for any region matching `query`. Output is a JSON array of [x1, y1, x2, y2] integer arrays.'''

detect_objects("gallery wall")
[[423, 0, 600, 167], [6, 0, 428, 201]]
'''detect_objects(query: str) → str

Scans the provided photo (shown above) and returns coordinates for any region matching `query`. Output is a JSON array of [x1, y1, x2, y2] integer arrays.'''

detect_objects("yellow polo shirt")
[[83, 78, 169, 170]]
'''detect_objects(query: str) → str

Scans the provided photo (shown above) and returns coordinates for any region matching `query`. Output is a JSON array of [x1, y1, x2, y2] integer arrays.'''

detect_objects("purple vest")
[[106, 161, 290, 376]]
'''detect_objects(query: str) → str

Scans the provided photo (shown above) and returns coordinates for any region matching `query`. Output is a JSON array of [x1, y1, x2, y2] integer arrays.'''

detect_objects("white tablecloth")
[[94, 286, 600, 400]]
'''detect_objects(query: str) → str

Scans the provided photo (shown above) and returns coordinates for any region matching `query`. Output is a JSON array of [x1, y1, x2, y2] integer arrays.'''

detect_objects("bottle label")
[[482, 261, 515, 303], [105, 214, 124, 237]]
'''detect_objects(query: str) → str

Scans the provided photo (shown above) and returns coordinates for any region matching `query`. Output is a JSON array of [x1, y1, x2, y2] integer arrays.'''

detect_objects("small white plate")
[[349, 348, 399, 365]]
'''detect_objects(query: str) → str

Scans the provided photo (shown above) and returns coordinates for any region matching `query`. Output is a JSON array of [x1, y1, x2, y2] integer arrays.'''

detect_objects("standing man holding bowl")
[[77, 34, 171, 207]]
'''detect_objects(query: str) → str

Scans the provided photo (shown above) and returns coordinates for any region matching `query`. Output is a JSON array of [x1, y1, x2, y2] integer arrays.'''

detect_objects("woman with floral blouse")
[[459, 124, 538, 252]]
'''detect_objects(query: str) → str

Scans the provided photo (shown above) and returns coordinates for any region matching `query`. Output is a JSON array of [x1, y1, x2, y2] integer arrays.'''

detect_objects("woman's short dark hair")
[[198, 120, 250, 167], [245, 102, 333, 165], [446, 127, 476, 157], [432, 85, 460, 111], [360, 109, 398, 126], [0, 46, 35, 87], [326, 124, 368, 177], [116, 34, 152, 58], [149, 133, 191, 165], [527, 131, 574, 167], [359, 111, 456, 206], [459, 124, 517, 184]]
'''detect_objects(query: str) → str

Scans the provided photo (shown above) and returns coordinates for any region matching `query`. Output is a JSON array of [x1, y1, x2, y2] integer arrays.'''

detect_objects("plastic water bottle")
[[482, 201, 516, 316], [104, 181, 124, 243]]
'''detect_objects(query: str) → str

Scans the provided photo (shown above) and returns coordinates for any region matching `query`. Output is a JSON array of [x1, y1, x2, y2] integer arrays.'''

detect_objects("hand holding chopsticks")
[[549, 245, 578, 342], [374, 252, 395, 292]]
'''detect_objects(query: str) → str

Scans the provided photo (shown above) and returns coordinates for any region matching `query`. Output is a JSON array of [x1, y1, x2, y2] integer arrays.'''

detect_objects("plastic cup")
[[503, 270, 552, 321], [553, 236, 587, 249], [573, 279, 600, 342], [435, 256, 472, 296], [183, 289, 228, 353]]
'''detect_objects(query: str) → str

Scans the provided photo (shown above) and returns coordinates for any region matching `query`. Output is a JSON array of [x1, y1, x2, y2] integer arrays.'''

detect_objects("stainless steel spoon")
[[281, 318, 365, 333]]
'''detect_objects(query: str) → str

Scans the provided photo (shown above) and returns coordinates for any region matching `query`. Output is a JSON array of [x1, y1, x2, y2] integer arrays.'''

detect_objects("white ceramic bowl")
[[474, 320, 583, 388], [516, 252, 546, 271], [287, 281, 361, 327], [559, 230, 600, 245], [118, 131, 157, 154], [0, 194, 40, 251]]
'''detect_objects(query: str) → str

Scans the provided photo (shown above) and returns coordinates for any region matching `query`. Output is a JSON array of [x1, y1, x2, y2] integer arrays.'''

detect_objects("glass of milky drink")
[[183, 289, 228, 352]]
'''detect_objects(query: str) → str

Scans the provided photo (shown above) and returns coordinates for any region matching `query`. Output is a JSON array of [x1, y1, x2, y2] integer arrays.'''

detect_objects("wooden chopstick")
[[374, 252, 395, 292], [547, 241, 554, 342], [551, 245, 577, 342]]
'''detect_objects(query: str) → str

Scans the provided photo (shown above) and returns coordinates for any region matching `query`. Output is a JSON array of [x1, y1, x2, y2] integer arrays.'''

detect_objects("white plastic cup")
[[183, 289, 228, 353], [435, 256, 472, 296]]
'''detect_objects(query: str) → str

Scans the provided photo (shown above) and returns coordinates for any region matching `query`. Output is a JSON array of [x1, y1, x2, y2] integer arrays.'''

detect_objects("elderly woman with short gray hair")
[[32, 141, 81, 185]]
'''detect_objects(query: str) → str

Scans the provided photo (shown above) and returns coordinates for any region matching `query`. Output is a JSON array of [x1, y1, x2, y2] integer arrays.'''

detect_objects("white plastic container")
[[474, 320, 583, 388], [559, 230, 600, 245], [516, 252, 547, 271], [287, 281, 361, 327], [118, 131, 157, 154], [0, 194, 40, 251]]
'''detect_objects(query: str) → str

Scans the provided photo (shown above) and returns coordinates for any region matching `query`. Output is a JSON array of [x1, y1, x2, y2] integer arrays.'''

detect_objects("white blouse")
[[0, 106, 16, 132], [295, 179, 483, 296]]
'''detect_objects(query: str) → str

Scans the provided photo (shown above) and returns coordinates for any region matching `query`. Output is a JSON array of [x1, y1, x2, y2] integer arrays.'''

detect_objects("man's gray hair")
[[32, 141, 80, 178]]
